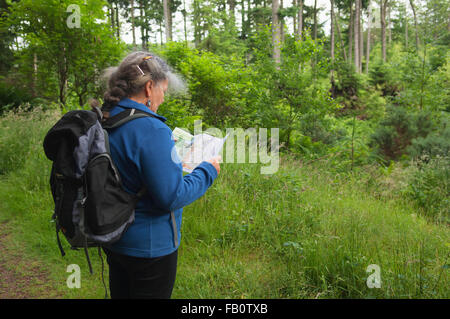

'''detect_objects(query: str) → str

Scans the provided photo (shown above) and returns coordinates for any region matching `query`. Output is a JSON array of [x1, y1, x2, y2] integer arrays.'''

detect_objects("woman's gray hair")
[[100, 51, 185, 110]]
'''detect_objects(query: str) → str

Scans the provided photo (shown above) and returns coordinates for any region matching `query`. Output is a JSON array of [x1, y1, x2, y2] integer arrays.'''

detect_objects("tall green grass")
[[0, 109, 448, 298]]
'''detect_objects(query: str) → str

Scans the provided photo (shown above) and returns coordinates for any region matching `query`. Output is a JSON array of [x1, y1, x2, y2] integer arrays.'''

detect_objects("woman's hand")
[[206, 156, 221, 175]]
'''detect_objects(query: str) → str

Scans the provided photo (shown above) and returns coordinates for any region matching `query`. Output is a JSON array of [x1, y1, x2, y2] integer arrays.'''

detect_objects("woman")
[[98, 51, 220, 299]]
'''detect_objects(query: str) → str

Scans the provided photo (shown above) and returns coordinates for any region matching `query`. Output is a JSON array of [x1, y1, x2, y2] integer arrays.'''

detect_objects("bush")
[[0, 107, 58, 175], [369, 105, 436, 163], [405, 155, 450, 223], [0, 81, 34, 114], [369, 62, 401, 97], [407, 116, 450, 159]]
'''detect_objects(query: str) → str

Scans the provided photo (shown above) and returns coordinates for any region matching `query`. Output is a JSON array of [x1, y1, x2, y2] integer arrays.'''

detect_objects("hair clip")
[[143, 56, 153, 61], [135, 65, 145, 76]]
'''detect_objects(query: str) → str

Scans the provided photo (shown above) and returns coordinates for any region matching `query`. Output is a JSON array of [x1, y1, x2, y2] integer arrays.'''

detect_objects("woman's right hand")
[[206, 156, 221, 175]]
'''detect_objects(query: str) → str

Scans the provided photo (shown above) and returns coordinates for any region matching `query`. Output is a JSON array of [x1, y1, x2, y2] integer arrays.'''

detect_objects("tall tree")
[[359, 0, 363, 72], [380, 0, 388, 62], [348, 1, 353, 64], [3, 0, 124, 107], [408, 0, 419, 51], [354, 0, 360, 72], [272, 0, 281, 64], [330, 0, 335, 81], [163, 0, 172, 42], [130, 0, 136, 48], [280, 0, 285, 42], [297, 0, 303, 40], [182, 0, 188, 44], [313, 0, 318, 41], [387, 1, 391, 44], [365, 0, 372, 73], [332, 3, 347, 61]]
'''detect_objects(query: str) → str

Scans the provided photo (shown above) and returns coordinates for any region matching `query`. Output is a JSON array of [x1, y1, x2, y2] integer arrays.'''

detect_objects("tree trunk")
[[272, 0, 281, 65], [32, 53, 37, 98], [359, 0, 363, 72], [409, 0, 419, 51], [293, 0, 297, 35], [241, 0, 246, 38], [228, 0, 236, 22], [163, 0, 172, 42], [330, 0, 335, 83], [168, 1, 173, 41], [109, 4, 115, 30], [159, 20, 163, 46], [139, 2, 147, 50], [313, 0, 318, 41], [115, 4, 120, 40], [333, 6, 347, 62], [58, 46, 68, 108], [387, 2, 392, 44], [354, 0, 360, 72], [247, 0, 251, 39], [130, 0, 136, 48], [366, 1, 372, 74], [145, 16, 149, 47], [297, 0, 303, 40], [183, 0, 188, 44], [348, 2, 353, 65], [380, 0, 387, 62]]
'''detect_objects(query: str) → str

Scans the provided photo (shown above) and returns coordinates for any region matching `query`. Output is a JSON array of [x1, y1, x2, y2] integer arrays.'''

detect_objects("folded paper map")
[[172, 127, 229, 173]]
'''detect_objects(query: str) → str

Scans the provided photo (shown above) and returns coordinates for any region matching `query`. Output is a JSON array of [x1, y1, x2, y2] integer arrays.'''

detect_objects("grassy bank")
[[0, 109, 448, 298]]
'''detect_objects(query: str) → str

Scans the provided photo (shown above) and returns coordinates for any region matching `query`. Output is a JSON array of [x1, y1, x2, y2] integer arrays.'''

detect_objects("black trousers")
[[103, 248, 178, 299]]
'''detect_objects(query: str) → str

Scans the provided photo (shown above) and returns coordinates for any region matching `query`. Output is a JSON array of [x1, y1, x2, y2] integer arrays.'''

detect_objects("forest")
[[0, 0, 448, 299]]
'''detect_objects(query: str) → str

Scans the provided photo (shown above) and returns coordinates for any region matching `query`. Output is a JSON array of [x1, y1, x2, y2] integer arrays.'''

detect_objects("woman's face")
[[147, 78, 169, 113]]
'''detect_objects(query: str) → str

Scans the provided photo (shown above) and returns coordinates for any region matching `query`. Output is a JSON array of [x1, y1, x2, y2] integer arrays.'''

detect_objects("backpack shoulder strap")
[[100, 108, 150, 199], [102, 108, 156, 130]]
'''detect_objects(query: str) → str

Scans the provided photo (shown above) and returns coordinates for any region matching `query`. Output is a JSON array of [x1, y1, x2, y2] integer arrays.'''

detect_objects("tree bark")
[[280, 0, 285, 43], [183, 0, 188, 44], [32, 53, 37, 98], [168, 1, 173, 40], [241, 0, 246, 38], [139, 2, 147, 49], [354, 0, 360, 72], [272, 0, 281, 65], [109, 4, 115, 31], [165, 0, 172, 42], [330, 0, 335, 82], [247, 0, 251, 39], [366, 1, 372, 74], [130, 0, 136, 48], [348, 2, 353, 65], [359, 0, 363, 72], [293, 0, 297, 35], [380, 0, 387, 62], [297, 0, 303, 40], [163, 0, 172, 42], [228, 0, 236, 21], [387, 1, 392, 44], [333, 4, 347, 62], [115, 4, 120, 40], [313, 0, 318, 41], [409, 0, 419, 51]]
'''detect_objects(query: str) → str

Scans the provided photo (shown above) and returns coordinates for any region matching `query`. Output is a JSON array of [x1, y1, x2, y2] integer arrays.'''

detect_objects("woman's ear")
[[145, 80, 153, 97]]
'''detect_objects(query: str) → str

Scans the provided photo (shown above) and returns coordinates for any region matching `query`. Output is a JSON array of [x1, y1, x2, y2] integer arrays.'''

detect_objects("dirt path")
[[0, 222, 60, 299]]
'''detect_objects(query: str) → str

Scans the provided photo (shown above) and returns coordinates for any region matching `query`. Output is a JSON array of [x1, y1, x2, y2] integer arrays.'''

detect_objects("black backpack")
[[43, 106, 154, 274]]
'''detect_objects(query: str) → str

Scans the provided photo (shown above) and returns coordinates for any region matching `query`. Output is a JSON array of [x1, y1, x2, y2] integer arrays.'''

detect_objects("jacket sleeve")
[[134, 125, 218, 212]]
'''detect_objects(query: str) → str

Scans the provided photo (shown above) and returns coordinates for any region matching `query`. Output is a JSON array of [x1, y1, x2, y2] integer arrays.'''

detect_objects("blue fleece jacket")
[[105, 98, 218, 258]]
